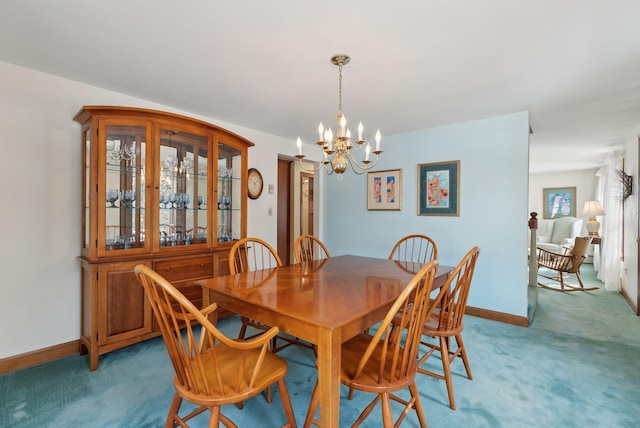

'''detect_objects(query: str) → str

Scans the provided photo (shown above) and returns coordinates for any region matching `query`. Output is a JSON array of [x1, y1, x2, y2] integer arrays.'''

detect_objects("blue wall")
[[320, 112, 530, 317]]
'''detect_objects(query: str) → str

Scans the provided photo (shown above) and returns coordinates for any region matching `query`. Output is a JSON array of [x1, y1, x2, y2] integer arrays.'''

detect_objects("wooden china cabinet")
[[75, 106, 253, 370]]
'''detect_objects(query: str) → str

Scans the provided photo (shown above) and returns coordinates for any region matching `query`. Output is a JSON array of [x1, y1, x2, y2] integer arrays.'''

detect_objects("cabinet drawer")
[[154, 256, 213, 282]]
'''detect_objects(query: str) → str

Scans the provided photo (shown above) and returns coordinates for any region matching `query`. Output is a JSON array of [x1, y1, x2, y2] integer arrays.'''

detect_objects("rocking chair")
[[537, 236, 597, 292]]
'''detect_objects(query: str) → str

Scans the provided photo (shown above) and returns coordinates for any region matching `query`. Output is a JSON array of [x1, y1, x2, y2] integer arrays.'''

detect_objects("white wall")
[[321, 112, 531, 316], [0, 61, 296, 359]]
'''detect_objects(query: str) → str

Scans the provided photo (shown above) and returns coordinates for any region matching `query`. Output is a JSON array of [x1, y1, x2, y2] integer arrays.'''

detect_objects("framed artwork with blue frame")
[[418, 160, 460, 216]]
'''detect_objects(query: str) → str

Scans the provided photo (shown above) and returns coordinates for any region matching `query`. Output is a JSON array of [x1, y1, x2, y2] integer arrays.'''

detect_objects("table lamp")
[[582, 200, 605, 236]]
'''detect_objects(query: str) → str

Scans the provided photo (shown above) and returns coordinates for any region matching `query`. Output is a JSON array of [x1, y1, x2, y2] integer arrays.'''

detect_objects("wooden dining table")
[[196, 254, 453, 427]]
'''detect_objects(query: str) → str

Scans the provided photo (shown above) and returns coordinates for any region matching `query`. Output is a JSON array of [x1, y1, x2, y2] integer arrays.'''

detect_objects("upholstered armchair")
[[536, 216, 583, 253]]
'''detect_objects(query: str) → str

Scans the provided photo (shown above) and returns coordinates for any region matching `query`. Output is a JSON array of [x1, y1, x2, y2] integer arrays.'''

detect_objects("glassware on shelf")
[[106, 189, 119, 207], [165, 156, 178, 171], [217, 224, 230, 242], [168, 192, 177, 209], [125, 141, 140, 163], [182, 193, 190, 209], [197, 196, 206, 209], [119, 145, 131, 165], [181, 157, 193, 174], [120, 190, 136, 207], [121, 236, 133, 250]]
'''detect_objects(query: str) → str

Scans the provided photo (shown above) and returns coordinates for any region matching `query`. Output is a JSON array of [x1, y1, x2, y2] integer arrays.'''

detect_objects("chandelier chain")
[[338, 63, 343, 114]]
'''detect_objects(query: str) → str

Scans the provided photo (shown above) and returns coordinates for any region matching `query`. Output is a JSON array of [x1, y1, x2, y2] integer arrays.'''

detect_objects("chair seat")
[[340, 333, 416, 392], [179, 343, 289, 406], [422, 309, 464, 337]]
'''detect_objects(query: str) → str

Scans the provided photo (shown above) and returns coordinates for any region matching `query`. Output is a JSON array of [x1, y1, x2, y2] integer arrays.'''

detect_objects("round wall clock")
[[247, 168, 264, 200]]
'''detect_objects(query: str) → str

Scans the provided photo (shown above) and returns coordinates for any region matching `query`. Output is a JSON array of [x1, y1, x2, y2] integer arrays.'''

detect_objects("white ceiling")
[[2, 1, 640, 173]]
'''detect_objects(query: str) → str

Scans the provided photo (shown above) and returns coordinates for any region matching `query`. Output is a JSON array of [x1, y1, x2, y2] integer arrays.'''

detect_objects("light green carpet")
[[2, 265, 639, 427]]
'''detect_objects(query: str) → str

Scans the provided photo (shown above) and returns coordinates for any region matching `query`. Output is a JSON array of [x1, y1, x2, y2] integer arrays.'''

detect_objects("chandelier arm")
[[345, 151, 380, 174], [324, 162, 335, 175], [347, 139, 370, 152], [297, 158, 323, 172]]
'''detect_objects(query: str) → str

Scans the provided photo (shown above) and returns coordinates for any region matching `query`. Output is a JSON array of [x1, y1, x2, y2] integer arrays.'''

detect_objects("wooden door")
[[277, 158, 292, 264]]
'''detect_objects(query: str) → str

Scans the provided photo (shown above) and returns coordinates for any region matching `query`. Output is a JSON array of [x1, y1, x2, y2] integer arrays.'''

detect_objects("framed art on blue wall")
[[367, 169, 402, 210], [418, 160, 460, 216]]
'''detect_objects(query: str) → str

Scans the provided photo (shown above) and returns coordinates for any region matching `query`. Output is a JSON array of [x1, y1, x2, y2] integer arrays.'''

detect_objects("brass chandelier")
[[295, 54, 382, 177]]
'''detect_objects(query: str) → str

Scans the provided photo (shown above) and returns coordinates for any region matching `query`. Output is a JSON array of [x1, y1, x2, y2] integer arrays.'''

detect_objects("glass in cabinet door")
[[158, 129, 208, 248], [104, 125, 148, 252], [217, 141, 242, 243], [83, 128, 91, 251]]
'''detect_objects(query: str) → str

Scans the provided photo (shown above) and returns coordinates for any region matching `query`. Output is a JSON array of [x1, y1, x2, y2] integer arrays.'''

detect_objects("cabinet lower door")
[[98, 260, 153, 346]]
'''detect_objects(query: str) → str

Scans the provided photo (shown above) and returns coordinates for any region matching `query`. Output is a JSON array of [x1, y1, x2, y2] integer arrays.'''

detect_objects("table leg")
[[317, 328, 341, 427]]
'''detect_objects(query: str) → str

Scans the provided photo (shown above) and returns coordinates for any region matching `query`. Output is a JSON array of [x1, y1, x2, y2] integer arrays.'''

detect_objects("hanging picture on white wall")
[[542, 187, 576, 218]]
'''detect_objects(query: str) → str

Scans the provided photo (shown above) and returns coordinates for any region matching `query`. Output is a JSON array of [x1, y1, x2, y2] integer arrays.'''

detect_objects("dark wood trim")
[[620, 287, 639, 316], [0, 340, 80, 375], [466, 306, 530, 327]]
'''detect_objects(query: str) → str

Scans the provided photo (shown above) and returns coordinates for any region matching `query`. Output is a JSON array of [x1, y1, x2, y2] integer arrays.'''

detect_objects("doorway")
[[277, 157, 319, 264], [300, 173, 314, 236]]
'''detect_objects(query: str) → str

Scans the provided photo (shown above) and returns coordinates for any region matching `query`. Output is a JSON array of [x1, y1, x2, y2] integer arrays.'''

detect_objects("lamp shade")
[[582, 200, 605, 217]]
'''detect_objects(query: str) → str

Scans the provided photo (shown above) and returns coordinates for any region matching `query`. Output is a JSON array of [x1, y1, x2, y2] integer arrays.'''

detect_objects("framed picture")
[[418, 160, 460, 216], [367, 169, 402, 210], [543, 187, 576, 219]]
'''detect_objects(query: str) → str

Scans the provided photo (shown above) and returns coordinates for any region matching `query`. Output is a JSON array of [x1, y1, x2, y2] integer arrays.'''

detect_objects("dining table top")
[[196, 254, 453, 335]]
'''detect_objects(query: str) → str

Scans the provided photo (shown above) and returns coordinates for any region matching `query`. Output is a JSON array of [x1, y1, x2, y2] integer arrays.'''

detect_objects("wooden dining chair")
[[537, 236, 597, 291], [230, 237, 314, 354], [388, 234, 438, 264], [133, 265, 297, 428], [416, 246, 480, 410], [294, 234, 331, 263], [304, 260, 441, 428]]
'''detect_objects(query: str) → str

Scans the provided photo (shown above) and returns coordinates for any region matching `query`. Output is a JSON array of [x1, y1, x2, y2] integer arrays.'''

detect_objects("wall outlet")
[[268, 207, 273, 216]]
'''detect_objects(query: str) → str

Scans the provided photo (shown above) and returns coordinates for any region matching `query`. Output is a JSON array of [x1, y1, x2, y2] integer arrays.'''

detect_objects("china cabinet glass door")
[[102, 122, 150, 255], [158, 128, 209, 249], [216, 140, 242, 243]]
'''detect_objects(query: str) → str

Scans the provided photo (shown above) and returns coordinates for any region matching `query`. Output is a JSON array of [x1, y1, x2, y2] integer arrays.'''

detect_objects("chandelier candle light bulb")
[[295, 54, 383, 177], [296, 137, 302, 155]]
